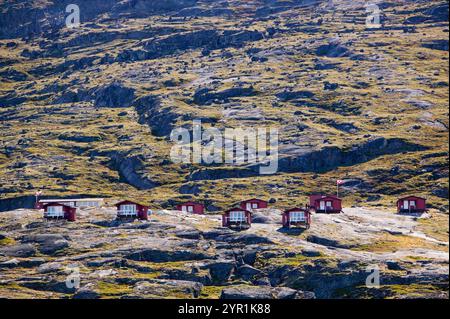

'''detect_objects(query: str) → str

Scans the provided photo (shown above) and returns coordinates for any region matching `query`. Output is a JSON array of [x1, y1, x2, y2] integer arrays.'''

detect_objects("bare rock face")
[[0, 244, 36, 258], [133, 280, 203, 298], [193, 86, 256, 105], [202, 260, 236, 283], [92, 83, 135, 108], [0, 258, 20, 269], [124, 248, 214, 263], [0, 0, 448, 300], [22, 234, 70, 255], [220, 286, 315, 299], [106, 152, 160, 190], [73, 284, 101, 299]]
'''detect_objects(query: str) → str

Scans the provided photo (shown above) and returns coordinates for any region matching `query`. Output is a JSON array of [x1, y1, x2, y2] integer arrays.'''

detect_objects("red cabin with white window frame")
[[240, 198, 268, 211], [282, 207, 311, 229], [309, 195, 343, 214], [176, 201, 205, 214], [222, 207, 252, 229], [115, 200, 149, 220], [397, 196, 427, 214], [43, 203, 76, 222]]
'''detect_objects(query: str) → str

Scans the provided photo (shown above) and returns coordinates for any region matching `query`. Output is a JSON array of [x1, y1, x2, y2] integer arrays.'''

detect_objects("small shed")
[[43, 203, 76, 222], [282, 208, 311, 229], [397, 196, 427, 214], [310, 195, 342, 214], [176, 201, 205, 214], [115, 200, 149, 220], [222, 208, 252, 229], [240, 198, 268, 211]]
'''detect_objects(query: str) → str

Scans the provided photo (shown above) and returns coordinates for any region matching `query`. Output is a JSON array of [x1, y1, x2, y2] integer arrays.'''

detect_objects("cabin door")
[[246, 203, 252, 210], [403, 200, 409, 210], [319, 201, 325, 210]]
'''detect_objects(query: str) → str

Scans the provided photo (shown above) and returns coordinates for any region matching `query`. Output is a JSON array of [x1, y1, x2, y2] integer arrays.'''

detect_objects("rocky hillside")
[[0, 0, 448, 299], [0, 207, 448, 299], [0, 0, 448, 212]]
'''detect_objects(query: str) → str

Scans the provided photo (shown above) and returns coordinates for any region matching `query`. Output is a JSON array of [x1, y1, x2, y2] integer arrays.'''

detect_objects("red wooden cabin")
[[43, 203, 76, 222], [222, 208, 252, 229], [115, 200, 149, 220], [282, 207, 311, 229], [397, 196, 427, 214], [240, 198, 268, 211], [309, 195, 343, 214], [176, 201, 205, 214]]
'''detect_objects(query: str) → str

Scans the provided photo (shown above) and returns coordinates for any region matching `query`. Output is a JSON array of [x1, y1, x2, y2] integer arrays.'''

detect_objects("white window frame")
[[290, 211, 306, 222], [326, 201, 332, 207], [120, 204, 137, 216], [409, 200, 416, 208], [252, 203, 258, 209], [229, 211, 246, 222], [47, 206, 64, 217], [246, 203, 252, 210], [187, 205, 194, 213]]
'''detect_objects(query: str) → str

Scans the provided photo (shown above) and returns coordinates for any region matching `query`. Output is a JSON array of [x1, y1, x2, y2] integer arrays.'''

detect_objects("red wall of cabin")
[[240, 199, 268, 210]]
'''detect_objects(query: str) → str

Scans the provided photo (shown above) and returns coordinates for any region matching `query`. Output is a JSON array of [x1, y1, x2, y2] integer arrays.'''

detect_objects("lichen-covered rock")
[[0, 258, 20, 268], [37, 262, 64, 274], [133, 279, 203, 299], [22, 234, 70, 255], [124, 248, 214, 263], [0, 244, 36, 257], [202, 260, 236, 283], [220, 286, 315, 299], [92, 83, 135, 108]]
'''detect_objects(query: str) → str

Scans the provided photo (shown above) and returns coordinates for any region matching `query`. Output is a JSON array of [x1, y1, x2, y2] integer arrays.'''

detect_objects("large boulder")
[[37, 262, 65, 274], [92, 82, 135, 108], [203, 260, 236, 283], [0, 244, 36, 257], [22, 234, 70, 255]]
